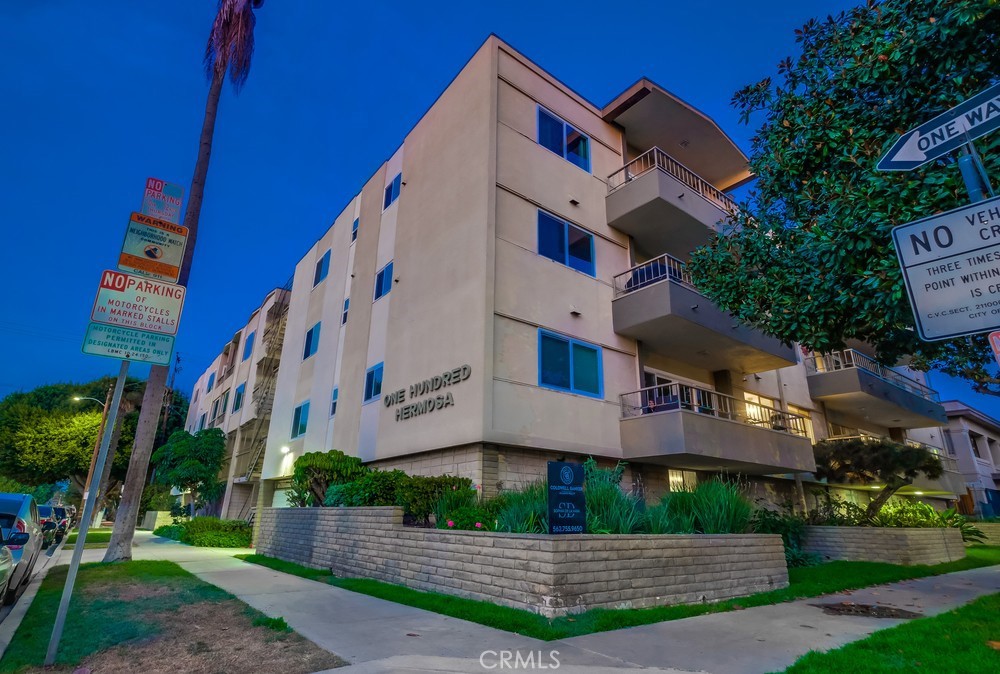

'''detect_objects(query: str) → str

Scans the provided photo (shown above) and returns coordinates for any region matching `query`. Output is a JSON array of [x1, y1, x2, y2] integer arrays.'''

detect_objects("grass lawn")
[[238, 545, 1000, 640], [63, 529, 113, 548], [0, 560, 345, 673], [781, 592, 1000, 673]]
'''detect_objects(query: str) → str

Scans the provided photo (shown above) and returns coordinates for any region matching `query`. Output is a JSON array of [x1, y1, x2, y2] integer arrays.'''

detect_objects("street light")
[[72, 396, 105, 407]]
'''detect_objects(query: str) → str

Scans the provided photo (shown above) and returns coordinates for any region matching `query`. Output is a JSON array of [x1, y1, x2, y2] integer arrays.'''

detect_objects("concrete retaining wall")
[[256, 506, 789, 617], [977, 522, 1000, 543], [802, 526, 965, 565], [138, 510, 174, 531]]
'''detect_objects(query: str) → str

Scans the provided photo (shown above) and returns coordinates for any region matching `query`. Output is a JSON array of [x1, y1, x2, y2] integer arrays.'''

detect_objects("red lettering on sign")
[[146, 177, 164, 192], [100, 271, 128, 291]]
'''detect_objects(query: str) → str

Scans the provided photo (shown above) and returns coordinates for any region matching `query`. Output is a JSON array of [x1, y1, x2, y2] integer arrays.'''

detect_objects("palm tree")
[[105, 0, 265, 562]]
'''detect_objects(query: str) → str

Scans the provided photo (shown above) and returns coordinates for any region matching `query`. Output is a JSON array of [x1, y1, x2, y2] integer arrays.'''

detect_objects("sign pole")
[[958, 144, 991, 204], [45, 359, 130, 666]]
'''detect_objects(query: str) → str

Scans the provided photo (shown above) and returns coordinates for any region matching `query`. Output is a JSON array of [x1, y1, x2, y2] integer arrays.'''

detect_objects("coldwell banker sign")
[[547, 461, 585, 534]]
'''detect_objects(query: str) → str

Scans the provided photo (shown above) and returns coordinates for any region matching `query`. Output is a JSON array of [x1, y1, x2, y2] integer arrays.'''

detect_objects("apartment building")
[[245, 35, 957, 510], [184, 286, 289, 519]]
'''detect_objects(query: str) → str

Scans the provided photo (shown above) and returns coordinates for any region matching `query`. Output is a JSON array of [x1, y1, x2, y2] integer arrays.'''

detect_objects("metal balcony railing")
[[607, 147, 737, 214], [613, 252, 699, 298], [620, 383, 809, 438], [804, 349, 940, 402]]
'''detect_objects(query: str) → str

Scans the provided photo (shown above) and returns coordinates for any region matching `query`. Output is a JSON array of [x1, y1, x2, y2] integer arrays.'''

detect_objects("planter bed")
[[801, 525, 965, 565], [256, 506, 788, 617], [976, 522, 1000, 543]]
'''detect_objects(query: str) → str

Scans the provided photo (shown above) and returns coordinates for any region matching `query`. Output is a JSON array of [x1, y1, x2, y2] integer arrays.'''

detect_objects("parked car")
[[0, 493, 48, 605], [52, 506, 70, 543], [0, 531, 29, 603], [36, 505, 58, 550]]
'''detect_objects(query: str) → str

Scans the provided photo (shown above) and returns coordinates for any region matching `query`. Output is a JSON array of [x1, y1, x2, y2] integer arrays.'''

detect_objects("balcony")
[[805, 350, 946, 427], [606, 148, 735, 258], [823, 436, 964, 497], [619, 384, 815, 474], [612, 254, 798, 373]]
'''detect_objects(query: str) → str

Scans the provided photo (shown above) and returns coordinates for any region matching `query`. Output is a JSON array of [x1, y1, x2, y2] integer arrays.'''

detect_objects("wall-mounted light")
[[280, 446, 290, 454]]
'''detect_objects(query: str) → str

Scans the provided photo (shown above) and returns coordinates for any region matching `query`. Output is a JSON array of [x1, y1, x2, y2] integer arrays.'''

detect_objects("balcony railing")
[[804, 349, 940, 402], [825, 435, 960, 474], [620, 383, 809, 438], [613, 252, 700, 298], [607, 147, 737, 214]]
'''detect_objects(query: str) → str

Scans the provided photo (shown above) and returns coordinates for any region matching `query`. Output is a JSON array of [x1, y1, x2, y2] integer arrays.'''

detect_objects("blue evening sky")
[[1, 1, 995, 417]]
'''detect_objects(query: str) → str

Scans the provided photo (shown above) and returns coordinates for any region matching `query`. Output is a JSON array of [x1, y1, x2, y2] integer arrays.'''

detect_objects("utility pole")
[[81, 383, 113, 505]]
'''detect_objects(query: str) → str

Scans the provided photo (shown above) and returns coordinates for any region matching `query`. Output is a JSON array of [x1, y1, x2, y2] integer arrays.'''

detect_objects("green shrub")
[[252, 615, 291, 632], [323, 483, 350, 507], [494, 482, 547, 534], [186, 530, 251, 548], [139, 484, 175, 522], [155, 517, 251, 547], [290, 450, 369, 507], [937, 508, 986, 544], [433, 483, 478, 524], [692, 480, 752, 534], [153, 524, 184, 540], [784, 547, 821, 568], [398, 475, 473, 524], [583, 458, 646, 534], [870, 500, 941, 528], [647, 493, 697, 534], [806, 496, 868, 526], [340, 470, 408, 507], [437, 503, 495, 531]]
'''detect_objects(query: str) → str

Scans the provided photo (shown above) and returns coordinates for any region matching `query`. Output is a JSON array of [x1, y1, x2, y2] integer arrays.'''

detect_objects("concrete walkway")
[[53, 534, 1000, 673]]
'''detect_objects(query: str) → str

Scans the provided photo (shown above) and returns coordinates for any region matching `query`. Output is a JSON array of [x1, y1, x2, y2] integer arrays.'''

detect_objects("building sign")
[[547, 461, 585, 534], [383, 365, 471, 421], [140, 177, 184, 224], [81, 323, 174, 366], [90, 270, 186, 336], [118, 212, 188, 283], [891, 195, 1000, 341]]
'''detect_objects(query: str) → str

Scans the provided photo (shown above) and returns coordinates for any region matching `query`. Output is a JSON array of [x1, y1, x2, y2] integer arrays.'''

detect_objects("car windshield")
[[54, 508, 67, 518], [38, 506, 52, 518]]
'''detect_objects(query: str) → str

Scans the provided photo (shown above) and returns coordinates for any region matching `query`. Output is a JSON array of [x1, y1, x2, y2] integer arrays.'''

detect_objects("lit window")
[[291, 401, 310, 439], [374, 261, 393, 301], [538, 330, 602, 398], [364, 363, 384, 403], [233, 382, 246, 413], [341, 298, 350, 325], [303, 322, 321, 360], [537, 211, 595, 276], [314, 250, 331, 286], [383, 173, 402, 209], [537, 107, 591, 172], [668, 470, 698, 492], [242, 331, 255, 362], [330, 387, 339, 416], [206, 372, 215, 393], [788, 404, 815, 442], [351, 218, 359, 243]]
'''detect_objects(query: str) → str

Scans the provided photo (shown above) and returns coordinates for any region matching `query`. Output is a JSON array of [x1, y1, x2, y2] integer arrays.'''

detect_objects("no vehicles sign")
[[89, 270, 185, 336], [892, 195, 1000, 340]]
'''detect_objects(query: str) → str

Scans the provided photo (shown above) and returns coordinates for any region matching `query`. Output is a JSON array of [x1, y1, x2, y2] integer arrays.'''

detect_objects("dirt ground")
[[25, 599, 346, 674]]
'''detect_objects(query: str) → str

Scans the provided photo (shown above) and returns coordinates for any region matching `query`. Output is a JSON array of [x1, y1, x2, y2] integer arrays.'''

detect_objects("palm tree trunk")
[[104, 70, 225, 562]]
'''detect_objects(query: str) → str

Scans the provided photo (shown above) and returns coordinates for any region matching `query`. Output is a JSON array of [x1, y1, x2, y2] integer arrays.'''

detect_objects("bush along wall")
[[153, 517, 252, 548]]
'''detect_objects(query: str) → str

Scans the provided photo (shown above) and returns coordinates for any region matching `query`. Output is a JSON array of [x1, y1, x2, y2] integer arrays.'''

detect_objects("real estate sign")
[[547, 461, 585, 534], [81, 323, 174, 365], [89, 270, 186, 336], [118, 212, 188, 282], [892, 194, 1000, 340]]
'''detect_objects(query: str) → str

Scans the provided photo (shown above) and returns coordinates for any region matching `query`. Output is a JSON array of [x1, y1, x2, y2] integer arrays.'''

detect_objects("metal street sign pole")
[[45, 359, 130, 666]]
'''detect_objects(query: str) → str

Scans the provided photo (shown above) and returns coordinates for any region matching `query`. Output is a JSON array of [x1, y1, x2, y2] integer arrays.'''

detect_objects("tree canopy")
[[687, 0, 1000, 392], [151, 429, 227, 512]]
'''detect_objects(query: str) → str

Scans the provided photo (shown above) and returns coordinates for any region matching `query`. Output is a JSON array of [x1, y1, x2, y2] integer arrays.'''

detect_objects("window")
[[198, 413, 206, 431], [291, 401, 310, 439], [210, 398, 220, 420], [233, 382, 246, 413], [383, 173, 402, 209], [303, 322, 321, 359], [206, 372, 215, 393], [242, 331, 255, 362], [364, 363, 384, 403], [330, 387, 339, 416], [537, 107, 591, 172], [538, 330, 602, 398], [219, 389, 230, 418], [787, 404, 815, 442], [341, 298, 350, 325], [313, 250, 331, 286], [668, 470, 698, 492], [374, 261, 393, 301], [351, 218, 359, 243], [537, 211, 595, 276]]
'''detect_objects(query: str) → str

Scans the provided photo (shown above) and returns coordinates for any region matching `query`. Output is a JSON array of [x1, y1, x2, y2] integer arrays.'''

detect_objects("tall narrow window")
[[303, 322, 321, 359], [233, 382, 246, 413], [351, 218, 359, 243], [341, 298, 350, 325], [198, 413, 206, 431], [364, 363, 384, 403], [219, 389, 230, 419], [383, 173, 402, 209], [538, 330, 603, 398], [207, 372, 216, 393], [537, 211, 595, 276], [313, 249, 331, 286], [537, 107, 591, 172], [373, 261, 393, 301], [330, 387, 339, 416], [291, 401, 310, 438], [241, 331, 255, 362]]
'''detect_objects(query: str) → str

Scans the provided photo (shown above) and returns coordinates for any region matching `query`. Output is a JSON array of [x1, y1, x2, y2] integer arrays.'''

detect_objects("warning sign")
[[118, 212, 188, 283], [90, 270, 186, 336]]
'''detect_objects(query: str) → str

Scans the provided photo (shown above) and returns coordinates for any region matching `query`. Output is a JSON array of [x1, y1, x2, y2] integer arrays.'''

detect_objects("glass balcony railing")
[[620, 382, 809, 438], [804, 349, 940, 403], [607, 147, 737, 213]]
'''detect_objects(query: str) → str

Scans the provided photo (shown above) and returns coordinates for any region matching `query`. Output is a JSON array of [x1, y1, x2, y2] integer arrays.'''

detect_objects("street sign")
[[878, 83, 1000, 171], [892, 194, 1000, 341], [140, 177, 184, 224], [81, 323, 174, 365], [989, 331, 1000, 369], [117, 212, 188, 283], [90, 270, 186, 335]]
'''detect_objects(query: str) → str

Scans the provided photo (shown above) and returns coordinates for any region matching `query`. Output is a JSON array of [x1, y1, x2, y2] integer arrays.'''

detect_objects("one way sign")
[[878, 82, 1000, 171]]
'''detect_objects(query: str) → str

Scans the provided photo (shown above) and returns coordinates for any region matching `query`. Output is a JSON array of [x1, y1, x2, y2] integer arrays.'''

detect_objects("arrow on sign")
[[878, 82, 1000, 171]]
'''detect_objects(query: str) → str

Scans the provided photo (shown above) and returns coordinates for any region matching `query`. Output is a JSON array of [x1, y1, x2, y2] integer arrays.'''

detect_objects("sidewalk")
[[53, 534, 1000, 673]]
